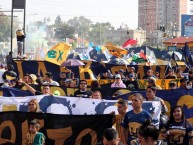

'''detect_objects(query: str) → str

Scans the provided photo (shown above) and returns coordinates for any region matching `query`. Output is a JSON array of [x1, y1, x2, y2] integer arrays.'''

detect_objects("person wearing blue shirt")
[[122, 93, 152, 145]]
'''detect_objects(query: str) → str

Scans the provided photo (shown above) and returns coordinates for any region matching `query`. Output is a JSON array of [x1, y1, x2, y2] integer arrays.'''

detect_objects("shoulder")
[[125, 110, 133, 116], [186, 120, 193, 129], [142, 110, 151, 117], [74, 90, 80, 93], [86, 90, 93, 94]]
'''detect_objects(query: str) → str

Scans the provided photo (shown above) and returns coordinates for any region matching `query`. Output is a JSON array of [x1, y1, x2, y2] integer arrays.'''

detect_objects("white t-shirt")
[[43, 80, 59, 86], [0, 69, 6, 83]]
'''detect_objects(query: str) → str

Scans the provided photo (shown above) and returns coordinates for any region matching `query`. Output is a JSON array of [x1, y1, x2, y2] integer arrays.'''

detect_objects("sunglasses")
[[116, 78, 121, 79], [146, 90, 152, 93], [80, 83, 86, 85]]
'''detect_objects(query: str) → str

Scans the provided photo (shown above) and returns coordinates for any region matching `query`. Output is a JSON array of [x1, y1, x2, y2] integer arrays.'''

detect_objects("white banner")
[[0, 95, 161, 124]]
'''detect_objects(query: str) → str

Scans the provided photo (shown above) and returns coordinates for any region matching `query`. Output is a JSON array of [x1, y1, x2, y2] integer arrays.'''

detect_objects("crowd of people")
[[1, 63, 193, 145]]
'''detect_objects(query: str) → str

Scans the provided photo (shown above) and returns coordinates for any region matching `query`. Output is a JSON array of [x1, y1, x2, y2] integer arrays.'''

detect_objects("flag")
[[182, 42, 193, 66], [146, 47, 157, 65], [169, 52, 178, 68], [122, 39, 137, 48], [45, 43, 71, 65], [139, 50, 146, 59], [85, 43, 94, 60], [105, 43, 128, 58]]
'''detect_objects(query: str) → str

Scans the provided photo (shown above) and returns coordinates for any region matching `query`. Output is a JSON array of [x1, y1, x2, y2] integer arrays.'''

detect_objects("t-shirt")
[[122, 110, 151, 145], [166, 120, 193, 145], [74, 90, 92, 98], [0, 69, 6, 83], [124, 80, 139, 90], [43, 81, 59, 86], [35, 91, 43, 95]]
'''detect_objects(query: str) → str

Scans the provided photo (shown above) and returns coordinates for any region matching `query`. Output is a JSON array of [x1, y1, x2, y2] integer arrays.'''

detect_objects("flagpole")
[[163, 60, 170, 78]]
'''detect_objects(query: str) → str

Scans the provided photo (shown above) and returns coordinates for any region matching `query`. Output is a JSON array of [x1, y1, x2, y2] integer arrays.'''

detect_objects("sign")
[[181, 15, 193, 36], [0, 111, 112, 145], [13, 60, 188, 80]]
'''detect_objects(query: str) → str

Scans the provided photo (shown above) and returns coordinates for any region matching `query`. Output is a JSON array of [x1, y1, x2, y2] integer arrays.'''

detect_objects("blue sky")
[[0, 0, 138, 29]]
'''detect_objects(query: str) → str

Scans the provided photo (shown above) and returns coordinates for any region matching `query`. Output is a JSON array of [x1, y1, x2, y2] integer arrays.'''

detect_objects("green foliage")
[[0, 14, 19, 42], [54, 23, 75, 40]]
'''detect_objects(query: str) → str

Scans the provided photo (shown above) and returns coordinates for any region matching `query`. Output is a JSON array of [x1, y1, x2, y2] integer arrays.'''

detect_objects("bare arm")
[[190, 138, 193, 145], [18, 80, 36, 95], [122, 127, 128, 145]]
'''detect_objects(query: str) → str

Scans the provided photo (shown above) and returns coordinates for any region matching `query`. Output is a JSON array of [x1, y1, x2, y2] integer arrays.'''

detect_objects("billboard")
[[181, 15, 193, 36]]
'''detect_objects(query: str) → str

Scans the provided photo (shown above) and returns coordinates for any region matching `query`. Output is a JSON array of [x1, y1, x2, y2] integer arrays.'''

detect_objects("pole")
[[11, 0, 13, 54], [23, 0, 26, 54]]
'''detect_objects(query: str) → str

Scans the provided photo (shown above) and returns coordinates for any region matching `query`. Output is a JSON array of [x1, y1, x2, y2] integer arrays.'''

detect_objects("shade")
[[61, 59, 85, 67]]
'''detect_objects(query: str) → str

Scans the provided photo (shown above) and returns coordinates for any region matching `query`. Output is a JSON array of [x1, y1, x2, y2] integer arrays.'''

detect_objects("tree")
[[88, 22, 114, 45], [67, 16, 92, 39], [0, 12, 19, 42], [54, 23, 75, 40], [55, 15, 62, 26]]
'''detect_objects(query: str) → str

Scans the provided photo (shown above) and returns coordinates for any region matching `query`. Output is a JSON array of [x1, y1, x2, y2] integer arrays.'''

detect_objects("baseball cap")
[[119, 69, 124, 73], [131, 67, 135, 70], [115, 74, 121, 79], [129, 74, 134, 78], [147, 77, 156, 83]]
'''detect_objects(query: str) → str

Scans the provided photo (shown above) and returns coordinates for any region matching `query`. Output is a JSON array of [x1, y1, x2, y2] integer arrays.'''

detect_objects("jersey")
[[74, 90, 92, 98], [166, 120, 193, 145], [121, 109, 151, 145], [25, 132, 45, 145]]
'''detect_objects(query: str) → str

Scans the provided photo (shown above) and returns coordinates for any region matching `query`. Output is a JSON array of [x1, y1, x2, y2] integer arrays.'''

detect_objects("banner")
[[0, 111, 112, 145], [1, 87, 193, 123], [0, 96, 161, 125], [13, 60, 188, 80]]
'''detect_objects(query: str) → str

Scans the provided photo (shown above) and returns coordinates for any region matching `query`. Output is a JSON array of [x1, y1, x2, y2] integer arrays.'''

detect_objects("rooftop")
[[163, 36, 193, 44]]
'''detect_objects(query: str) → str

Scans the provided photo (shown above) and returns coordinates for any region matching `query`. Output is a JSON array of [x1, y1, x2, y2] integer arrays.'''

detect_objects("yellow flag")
[[45, 42, 71, 65]]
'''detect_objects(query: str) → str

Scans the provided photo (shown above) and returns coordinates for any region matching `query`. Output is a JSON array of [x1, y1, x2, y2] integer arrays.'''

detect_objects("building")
[[127, 29, 146, 46], [163, 36, 193, 52], [138, 0, 188, 40]]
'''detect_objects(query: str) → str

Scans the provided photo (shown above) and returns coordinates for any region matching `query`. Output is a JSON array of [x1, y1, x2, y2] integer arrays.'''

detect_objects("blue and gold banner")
[[13, 60, 188, 80], [0, 111, 112, 145]]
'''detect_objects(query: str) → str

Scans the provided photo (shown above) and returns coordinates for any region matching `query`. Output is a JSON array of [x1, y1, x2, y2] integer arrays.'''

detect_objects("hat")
[[54, 90, 60, 96], [119, 69, 124, 73], [64, 79, 73, 83], [169, 82, 176, 87], [147, 77, 156, 83], [129, 74, 134, 78], [115, 74, 121, 79], [29, 74, 37, 82], [131, 67, 135, 70]]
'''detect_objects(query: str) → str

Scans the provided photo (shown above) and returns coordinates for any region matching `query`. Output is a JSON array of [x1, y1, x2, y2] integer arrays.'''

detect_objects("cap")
[[119, 69, 124, 73], [115, 74, 121, 79], [131, 67, 135, 70], [147, 77, 156, 83], [29, 74, 37, 82], [64, 79, 73, 83], [54, 90, 60, 96], [129, 74, 134, 78]]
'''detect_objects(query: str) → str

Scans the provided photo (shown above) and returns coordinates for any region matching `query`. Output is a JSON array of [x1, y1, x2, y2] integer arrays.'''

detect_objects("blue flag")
[[183, 42, 193, 67]]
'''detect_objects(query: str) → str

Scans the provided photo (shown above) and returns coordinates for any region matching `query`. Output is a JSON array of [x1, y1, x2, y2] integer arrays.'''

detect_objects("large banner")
[[0, 96, 161, 125], [13, 60, 188, 80], [0, 111, 112, 145], [1, 87, 193, 123]]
